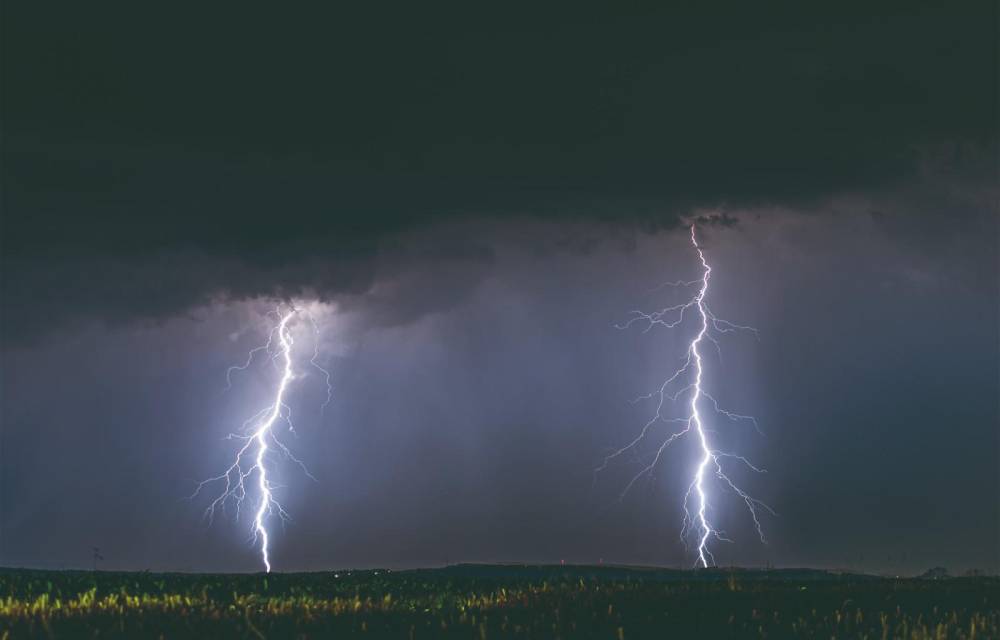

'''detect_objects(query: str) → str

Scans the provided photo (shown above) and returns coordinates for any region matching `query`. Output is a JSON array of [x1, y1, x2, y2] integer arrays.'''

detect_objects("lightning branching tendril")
[[190, 304, 332, 572], [597, 224, 773, 568]]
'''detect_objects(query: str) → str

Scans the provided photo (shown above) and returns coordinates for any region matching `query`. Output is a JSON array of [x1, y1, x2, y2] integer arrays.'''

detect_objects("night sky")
[[1, 3, 997, 574]]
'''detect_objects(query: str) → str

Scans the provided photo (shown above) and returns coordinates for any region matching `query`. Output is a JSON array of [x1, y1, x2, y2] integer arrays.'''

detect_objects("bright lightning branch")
[[598, 225, 773, 567], [191, 305, 331, 572]]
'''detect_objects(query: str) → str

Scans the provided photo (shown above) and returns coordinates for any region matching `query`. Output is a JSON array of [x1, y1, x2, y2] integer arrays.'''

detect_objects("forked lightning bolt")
[[597, 224, 773, 567], [191, 305, 331, 572]]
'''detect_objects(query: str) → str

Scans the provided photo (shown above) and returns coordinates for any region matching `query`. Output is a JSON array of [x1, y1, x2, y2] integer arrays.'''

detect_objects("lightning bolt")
[[190, 304, 332, 572], [597, 224, 773, 568]]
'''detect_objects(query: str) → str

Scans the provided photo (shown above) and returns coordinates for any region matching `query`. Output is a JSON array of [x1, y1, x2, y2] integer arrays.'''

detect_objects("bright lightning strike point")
[[598, 224, 773, 568], [191, 304, 332, 572]]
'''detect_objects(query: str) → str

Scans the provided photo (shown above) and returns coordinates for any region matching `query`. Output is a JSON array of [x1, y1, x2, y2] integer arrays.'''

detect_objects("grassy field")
[[1, 564, 997, 638]]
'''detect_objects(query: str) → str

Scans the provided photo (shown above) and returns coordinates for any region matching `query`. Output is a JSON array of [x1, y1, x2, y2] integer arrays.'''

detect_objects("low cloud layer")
[[3, 2, 995, 341]]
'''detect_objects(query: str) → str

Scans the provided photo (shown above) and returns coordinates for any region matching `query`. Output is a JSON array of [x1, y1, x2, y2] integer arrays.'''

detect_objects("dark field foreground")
[[1, 565, 997, 639]]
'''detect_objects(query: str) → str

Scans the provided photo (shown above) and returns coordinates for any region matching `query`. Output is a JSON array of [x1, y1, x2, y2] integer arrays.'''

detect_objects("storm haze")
[[1, 1, 996, 574]]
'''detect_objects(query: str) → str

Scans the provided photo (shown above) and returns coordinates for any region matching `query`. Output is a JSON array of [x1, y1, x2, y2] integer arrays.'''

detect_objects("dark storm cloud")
[[2, 2, 995, 341]]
